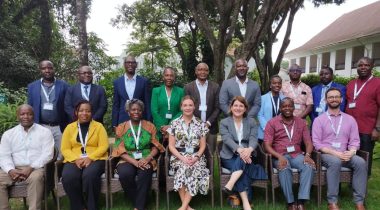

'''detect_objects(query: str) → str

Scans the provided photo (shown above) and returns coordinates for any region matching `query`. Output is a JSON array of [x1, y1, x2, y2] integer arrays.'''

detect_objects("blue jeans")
[[273, 154, 315, 203]]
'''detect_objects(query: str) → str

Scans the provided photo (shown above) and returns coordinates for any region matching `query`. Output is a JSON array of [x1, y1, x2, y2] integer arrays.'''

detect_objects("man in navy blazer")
[[112, 55, 151, 128], [219, 58, 261, 118], [64, 66, 107, 123], [310, 66, 346, 122], [27, 60, 69, 158]]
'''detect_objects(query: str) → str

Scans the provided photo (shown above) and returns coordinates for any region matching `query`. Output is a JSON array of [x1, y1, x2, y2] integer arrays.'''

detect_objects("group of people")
[[0, 55, 378, 210]]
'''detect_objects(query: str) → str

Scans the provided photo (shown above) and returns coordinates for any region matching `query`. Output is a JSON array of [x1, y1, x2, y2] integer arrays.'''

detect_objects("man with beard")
[[219, 59, 261, 119], [184, 63, 220, 152], [112, 55, 151, 128], [0, 104, 54, 210], [27, 60, 69, 159], [264, 98, 315, 210], [281, 64, 313, 119], [312, 87, 367, 210], [345, 57, 380, 176], [310, 66, 346, 123], [64, 66, 107, 123]]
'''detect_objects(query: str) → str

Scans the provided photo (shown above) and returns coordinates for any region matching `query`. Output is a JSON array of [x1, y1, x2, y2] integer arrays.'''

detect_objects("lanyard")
[[290, 82, 301, 98], [40, 80, 55, 102], [129, 121, 142, 150], [326, 113, 343, 140], [282, 121, 295, 142], [165, 87, 171, 111], [78, 122, 89, 153], [270, 93, 280, 115], [354, 75, 373, 100]]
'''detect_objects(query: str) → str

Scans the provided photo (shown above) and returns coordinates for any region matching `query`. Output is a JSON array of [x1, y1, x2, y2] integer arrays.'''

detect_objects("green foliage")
[[301, 73, 355, 88]]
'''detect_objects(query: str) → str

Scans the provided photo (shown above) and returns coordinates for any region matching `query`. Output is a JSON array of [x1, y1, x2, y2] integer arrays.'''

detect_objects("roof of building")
[[286, 1, 380, 55]]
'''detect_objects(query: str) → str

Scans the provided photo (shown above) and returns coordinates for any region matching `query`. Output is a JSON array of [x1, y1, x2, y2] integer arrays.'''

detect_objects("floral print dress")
[[169, 116, 210, 196]]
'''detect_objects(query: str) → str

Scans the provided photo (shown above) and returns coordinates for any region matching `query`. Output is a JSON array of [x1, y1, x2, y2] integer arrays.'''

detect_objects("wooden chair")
[[268, 151, 321, 207], [318, 150, 369, 204], [216, 142, 270, 207], [8, 147, 57, 210], [54, 156, 109, 210], [108, 155, 161, 210], [164, 145, 214, 210]]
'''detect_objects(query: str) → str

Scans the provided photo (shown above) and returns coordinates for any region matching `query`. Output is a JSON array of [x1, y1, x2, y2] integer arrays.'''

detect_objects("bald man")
[[184, 63, 220, 152], [219, 58, 261, 119], [0, 104, 54, 210], [64, 66, 107, 123]]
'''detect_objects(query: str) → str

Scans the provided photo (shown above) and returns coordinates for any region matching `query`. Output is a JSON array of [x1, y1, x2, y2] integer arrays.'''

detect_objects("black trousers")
[[117, 162, 153, 210], [359, 133, 375, 176], [62, 160, 105, 210]]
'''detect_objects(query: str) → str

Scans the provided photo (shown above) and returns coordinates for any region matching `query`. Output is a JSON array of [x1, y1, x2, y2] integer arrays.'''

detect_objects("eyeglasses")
[[326, 96, 341, 100], [79, 72, 93, 75], [289, 69, 302, 73]]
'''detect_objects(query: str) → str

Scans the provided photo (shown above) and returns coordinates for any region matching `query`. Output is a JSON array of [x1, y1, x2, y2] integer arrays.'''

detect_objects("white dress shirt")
[[125, 74, 137, 99], [195, 79, 208, 122], [0, 124, 54, 173], [80, 83, 92, 101], [235, 76, 248, 98]]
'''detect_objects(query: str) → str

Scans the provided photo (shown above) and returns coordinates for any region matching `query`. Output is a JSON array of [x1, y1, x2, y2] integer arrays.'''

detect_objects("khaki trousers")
[[0, 167, 44, 210]]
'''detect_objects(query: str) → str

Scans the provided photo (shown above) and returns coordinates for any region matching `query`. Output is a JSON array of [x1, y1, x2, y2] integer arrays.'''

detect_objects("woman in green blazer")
[[151, 67, 184, 142]]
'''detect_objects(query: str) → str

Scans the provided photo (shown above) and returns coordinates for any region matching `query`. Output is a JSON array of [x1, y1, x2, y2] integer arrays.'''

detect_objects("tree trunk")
[[76, 0, 88, 66], [213, 46, 227, 85], [39, 0, 52, 60]]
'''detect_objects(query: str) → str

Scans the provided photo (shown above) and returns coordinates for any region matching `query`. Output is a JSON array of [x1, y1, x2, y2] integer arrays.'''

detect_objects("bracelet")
[[305, 153, 311, 157], [194, 154, 200, 159]]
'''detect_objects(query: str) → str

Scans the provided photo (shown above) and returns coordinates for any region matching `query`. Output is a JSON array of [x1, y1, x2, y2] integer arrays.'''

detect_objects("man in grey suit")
[[64, 66, 108, 123], [184, 62, 220, 152], [219, 58, 261, 118]]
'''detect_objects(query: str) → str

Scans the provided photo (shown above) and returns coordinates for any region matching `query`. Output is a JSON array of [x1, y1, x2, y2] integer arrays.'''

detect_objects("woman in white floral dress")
[[168, 95, 210, 210]]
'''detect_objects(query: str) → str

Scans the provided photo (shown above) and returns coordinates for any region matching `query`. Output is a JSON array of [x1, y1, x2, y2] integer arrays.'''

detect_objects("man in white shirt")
[[0, 104, 54, 210]]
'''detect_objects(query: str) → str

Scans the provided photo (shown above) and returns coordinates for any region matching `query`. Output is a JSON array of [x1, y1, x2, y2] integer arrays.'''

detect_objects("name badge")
[[316, 107, 323, 113], [185, 147, 194, 154], [165, 113, 172, 119], [332, 142, 341, 149], [294, 103, 301, 110], [133, 151, 143, 159], [286, 145, 295, 153], [81, 153, 88, 158], [43, 102, 54, 110], [199, 105, 207, 111], [348, 102, 356, 109]]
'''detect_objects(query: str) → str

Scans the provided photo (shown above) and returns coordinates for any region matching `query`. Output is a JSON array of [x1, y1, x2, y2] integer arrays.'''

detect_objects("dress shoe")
[[222, 186, 234, 195], [328, 203, 339, 210], [287, 204, 297, 210], [297, 203, 306, 210], [355, 204, 365, 210]]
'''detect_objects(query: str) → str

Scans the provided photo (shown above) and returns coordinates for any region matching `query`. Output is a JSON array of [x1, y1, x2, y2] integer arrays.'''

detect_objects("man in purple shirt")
[[264, 97, 315, 210], [312, 87, 367, 210]]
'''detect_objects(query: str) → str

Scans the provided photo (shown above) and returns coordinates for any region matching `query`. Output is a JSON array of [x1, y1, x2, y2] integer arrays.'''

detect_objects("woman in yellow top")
[[61, 100, 109, 210]]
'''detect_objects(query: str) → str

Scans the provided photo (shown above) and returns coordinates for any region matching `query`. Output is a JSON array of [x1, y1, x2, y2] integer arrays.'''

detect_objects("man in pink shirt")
[[281, 64, 313, 118], [313, 87, 367, 210]]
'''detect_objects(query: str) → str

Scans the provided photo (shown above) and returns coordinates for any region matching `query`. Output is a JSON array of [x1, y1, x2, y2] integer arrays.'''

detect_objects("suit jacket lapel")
[[87, 121, 96, 144], [89, 84, 95, 102], [228, 117, 238, 143], [193, 81, 201, 102], [54, 81, 61, 104], [242, 118, 250, 140], [133, 76, 141, 99]]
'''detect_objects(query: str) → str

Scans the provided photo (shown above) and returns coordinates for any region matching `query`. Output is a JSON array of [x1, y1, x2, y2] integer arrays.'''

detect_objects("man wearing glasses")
[[345, 57, 380, 176], [312, 87, 367, 210], [64, 65, 107, 123], [112, 55, 152, 128], [281, 64, 313, 119]]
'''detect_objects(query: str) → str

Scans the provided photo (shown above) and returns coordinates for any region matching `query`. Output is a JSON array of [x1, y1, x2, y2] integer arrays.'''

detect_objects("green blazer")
[[151, 85, 184, 139]]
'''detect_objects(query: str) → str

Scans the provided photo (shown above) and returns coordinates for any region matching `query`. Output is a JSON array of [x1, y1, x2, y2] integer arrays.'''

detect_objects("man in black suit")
[[184, 62, 220, 152], [64, 66, 107, 123]]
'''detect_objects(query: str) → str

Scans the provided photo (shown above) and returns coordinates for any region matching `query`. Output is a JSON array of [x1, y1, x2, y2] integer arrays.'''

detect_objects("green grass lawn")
[[10, 160, 380, 210]]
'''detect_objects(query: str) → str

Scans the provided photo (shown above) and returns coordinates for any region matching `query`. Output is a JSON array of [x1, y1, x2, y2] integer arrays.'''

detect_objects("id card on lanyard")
[[165, 87, 172, 119], [78, 123, 89, 158], [350, 75, 373, 108], [283, 122, 295, 153], [41, 80, 55, 110], [270, 94, 280, 116], [130, 121, 143, 159], [326, 113, 343, 149]]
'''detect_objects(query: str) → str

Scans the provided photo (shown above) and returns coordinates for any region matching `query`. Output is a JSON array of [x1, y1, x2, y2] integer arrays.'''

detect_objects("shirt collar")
[[235, 76, 248, 84], [196, 79, 208, 86], [326, 110, 342, 117], [19, 123, 35, 133], [125, 73, 137, 81], [80, 83, 91, 88], [323, 81, 332, 88], [280, 115, 294, 125], [289, 80, 301, 87]]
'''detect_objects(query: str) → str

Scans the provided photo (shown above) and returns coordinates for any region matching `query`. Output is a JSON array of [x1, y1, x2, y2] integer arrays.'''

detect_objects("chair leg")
[[272, 186, 275, 207], [220, 188, 223, 208], [56, 196, 61, 210], [211, 187, 214, 208], [23, 197, 27, 209], [105, 191, 109, 210], [265, 186, 269, 207], [155, 189, 159, 210], [110, 193, 113, 209], [166, 190, 170, 210]]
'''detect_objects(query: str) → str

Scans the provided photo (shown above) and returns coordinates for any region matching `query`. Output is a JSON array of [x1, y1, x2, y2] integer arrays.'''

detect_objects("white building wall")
[[305, 56, 311, 74]]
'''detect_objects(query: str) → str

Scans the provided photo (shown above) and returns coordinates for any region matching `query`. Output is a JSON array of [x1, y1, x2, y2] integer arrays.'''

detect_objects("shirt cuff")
[[206, 121, 211, 127], [2, 165, 15, 174]]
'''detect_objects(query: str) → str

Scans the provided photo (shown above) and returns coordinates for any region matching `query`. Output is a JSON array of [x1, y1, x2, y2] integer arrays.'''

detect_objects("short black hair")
[[321, 65, 333, 74]]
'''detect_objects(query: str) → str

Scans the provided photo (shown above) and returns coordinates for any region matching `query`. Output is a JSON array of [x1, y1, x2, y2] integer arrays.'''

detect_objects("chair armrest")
[[204, 145, 213, 175], [155, 154, 162, 177], [255, 145, 268, 170], [357, 150, 369, 162], [311, 150, 321, 171], [216, 143, 222, 174], [164, 147, 170, 176]]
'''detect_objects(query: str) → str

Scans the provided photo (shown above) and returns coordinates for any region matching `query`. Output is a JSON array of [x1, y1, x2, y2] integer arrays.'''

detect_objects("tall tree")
[[75, 0, 89, 66]]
